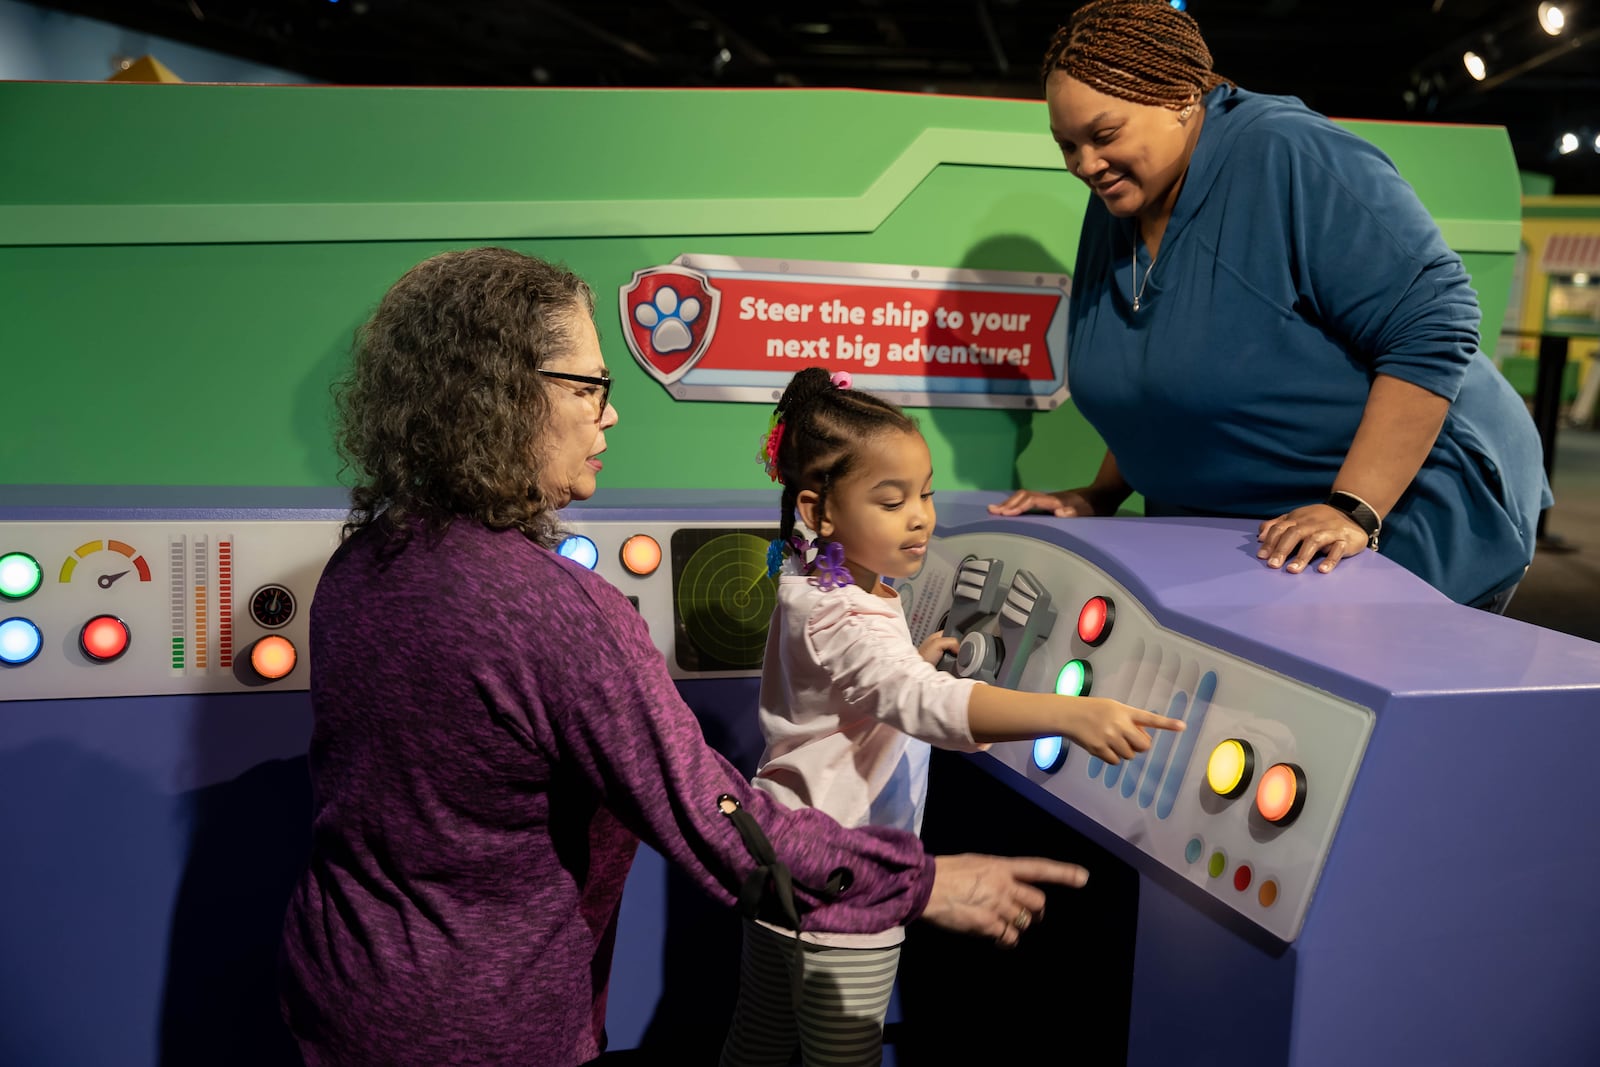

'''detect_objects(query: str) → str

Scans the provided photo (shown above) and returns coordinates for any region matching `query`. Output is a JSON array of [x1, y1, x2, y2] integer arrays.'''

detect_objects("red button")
[[1233, 865, 1253, 892], [80, 615, 130, 662], [1077, 596, 1115, 645]]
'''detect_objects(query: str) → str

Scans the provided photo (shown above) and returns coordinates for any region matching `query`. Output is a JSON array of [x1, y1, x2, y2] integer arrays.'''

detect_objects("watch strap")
[[1324, 491, 1381, 550]]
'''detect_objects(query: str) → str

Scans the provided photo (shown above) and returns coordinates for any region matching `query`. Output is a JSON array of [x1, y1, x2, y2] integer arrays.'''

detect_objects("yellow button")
[[1206, 738, 1253, 798]]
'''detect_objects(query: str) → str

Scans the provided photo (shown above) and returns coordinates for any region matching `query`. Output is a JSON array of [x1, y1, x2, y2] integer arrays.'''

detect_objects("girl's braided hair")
[[767, 366, 917, 547], [1041, 0, 1232, 108]]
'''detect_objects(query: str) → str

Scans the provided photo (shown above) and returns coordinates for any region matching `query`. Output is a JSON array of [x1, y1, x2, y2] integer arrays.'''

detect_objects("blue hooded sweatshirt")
[[1066, 85, 1551, 606]]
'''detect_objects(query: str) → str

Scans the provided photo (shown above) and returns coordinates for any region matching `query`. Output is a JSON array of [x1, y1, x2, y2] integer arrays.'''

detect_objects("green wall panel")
[[0, 82, 1521, 497]]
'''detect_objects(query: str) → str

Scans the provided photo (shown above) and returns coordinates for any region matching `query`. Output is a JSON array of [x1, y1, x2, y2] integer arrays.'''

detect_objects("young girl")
[[719, 366, 1184, 1067]]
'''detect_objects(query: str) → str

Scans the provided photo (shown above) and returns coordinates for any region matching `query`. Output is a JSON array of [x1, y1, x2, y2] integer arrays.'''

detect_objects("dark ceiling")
[[28, 0, 1600, 193]]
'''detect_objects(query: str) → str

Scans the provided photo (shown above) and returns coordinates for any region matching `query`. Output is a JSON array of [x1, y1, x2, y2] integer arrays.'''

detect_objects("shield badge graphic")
[[618, 265, 722, 387]]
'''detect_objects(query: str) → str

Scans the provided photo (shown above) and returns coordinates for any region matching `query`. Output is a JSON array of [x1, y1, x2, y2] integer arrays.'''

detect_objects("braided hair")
[[767, 366, 918, 549], [1041, 0, 1231, 108]]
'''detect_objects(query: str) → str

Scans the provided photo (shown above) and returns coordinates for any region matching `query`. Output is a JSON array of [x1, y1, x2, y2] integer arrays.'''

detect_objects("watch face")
[[250, 583, 297, 629]]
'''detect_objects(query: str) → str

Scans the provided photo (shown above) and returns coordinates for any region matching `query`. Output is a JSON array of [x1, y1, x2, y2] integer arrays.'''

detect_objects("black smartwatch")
[[1324, 491, 1381, 550]]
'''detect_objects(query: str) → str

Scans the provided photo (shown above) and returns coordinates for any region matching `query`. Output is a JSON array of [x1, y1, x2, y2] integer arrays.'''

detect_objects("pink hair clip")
[[830, 371, 852, 390], [758, 414, 785, 483]]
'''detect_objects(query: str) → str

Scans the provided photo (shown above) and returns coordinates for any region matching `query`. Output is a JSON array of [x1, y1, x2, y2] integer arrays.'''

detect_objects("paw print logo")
[[619, 263, 721, 387], [633, 286, 703, 355]]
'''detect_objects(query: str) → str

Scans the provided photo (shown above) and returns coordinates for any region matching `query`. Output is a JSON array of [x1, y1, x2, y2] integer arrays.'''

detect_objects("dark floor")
[[1505, 425, 1600, 644]]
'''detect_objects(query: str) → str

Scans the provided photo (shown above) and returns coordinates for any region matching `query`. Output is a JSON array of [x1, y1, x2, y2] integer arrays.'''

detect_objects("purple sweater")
[[279, 520, 935, 1066]]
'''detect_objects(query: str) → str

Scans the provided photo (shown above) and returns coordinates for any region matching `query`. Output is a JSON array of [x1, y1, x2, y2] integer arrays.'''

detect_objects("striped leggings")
[[719, 919, 901, 1067]]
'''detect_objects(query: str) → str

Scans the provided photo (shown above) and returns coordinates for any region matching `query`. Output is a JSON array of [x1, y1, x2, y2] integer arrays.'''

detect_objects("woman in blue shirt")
[[989, 0, 1549, 609]]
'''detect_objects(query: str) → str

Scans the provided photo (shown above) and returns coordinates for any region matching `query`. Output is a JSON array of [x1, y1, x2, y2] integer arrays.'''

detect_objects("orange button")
[[250, 635, 298, 680], [80, 615, 130, 662], [1256, 763, 1307, 825], [620, 534, 662, 576], [1258, 880, 1280, 909]]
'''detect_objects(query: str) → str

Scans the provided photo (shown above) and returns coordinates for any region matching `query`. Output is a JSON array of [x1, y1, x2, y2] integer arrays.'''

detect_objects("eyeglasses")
[[538, 369, 612, 417]]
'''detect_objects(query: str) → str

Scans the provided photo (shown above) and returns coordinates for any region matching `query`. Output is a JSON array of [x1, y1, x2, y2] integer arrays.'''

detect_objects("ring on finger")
[[1012, 907, 1031, 932]]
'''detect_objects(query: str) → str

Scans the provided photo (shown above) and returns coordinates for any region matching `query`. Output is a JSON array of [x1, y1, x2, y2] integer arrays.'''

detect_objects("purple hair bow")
[[810, 540, 854, 591]]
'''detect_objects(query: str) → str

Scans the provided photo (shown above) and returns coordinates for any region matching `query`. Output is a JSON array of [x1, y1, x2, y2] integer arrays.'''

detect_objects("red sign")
[[619, 254, 1069, 409]]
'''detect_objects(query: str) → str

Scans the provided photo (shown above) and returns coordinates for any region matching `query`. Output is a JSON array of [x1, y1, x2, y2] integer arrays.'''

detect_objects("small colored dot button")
[[1185, 837, 1204, 864], [1258, 880, 1280, 908], [1207, 849, 1227, 879], [1233, 865, 1253, 892]]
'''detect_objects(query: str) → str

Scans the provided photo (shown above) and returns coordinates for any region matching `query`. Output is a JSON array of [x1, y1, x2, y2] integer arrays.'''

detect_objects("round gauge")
[[250, 584, 297, 629]]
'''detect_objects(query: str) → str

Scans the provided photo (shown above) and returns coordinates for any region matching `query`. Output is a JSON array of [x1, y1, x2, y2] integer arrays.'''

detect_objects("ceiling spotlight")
[[1594, 132, 1600, 153], [1462, 50, 1487, 80], [1558, 132, 1580, 154], [1538, 3, 1567, 36]]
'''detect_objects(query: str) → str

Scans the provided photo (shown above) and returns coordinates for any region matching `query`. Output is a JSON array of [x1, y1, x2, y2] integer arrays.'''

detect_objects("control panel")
[[899, 530, 1374, 942], [0, 521, 341, 699], [0, 515, 778, 701]]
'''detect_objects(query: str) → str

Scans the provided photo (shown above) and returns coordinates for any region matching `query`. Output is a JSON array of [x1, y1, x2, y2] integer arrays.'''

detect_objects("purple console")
[[3, 489, 1596, 1066], [914, 502, 1600, 1067]]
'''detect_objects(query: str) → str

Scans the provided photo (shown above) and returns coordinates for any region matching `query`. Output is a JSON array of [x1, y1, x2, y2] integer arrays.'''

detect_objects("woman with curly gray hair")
[[279, 247, 1090, 1067]]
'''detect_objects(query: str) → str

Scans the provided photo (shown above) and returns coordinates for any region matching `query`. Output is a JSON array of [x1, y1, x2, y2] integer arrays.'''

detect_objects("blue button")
[[557, 535, 600, 570], [1033, 736, 1066, 773], [0, 617, 43, 666]]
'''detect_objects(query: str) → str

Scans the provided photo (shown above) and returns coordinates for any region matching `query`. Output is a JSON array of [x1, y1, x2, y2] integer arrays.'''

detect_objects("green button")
[[0, 553, 43, 600]]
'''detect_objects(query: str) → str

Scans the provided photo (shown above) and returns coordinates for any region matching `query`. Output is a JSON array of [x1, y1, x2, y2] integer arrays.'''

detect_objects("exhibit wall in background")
[[0, 82, 1520, 497]]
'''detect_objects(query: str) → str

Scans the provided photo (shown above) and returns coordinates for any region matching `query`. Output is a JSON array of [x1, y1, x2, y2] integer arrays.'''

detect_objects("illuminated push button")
[[0, 552, 43, 600], [620, 534, 662, 576], [1233, 865, 1253, 892], [1076, 596, 1115, 646], [249, 635, 298, 680], [1055, 658, 1092, 697], [1207, 849, 1227, 879], [557, 535, 600, 571], [1185, 837, 1204, 864], [1033, 736, 1067, 773], [1256, 763, 1308, 826], [1258, 880, 1280, 909], [0, 617, 43, 666], [80, 615, 131, 663], [1206, 738, 1254, 798]]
